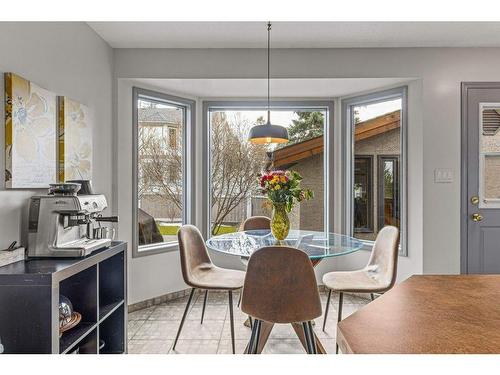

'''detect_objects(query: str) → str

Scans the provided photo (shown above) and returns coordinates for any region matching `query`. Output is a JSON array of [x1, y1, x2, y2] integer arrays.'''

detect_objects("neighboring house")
[[272, 110, 401, 240], [138, 106, 183, 222]]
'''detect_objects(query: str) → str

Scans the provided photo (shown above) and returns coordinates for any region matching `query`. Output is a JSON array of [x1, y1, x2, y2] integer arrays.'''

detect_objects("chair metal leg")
[[172, 288, 195, 350], [335, 292, 344, 354], [246, 318, 258, 354], [302, 322, 313, 354], [307, 321, 317, 354], [337, 292, 344, 322], [249, 316, 253, 329], [252, 319, 262, 354], [237, 291, 242, 308], [200, 290, 208, 324], [323, 289, 332, 332], [370, 293, 375, 301], [228, 291, 235, 354]]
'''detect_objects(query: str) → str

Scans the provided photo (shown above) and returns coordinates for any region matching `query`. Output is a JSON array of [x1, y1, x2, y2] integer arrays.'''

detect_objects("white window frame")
[[478, 102, 500, 209], [132, 87, 195, 257], [201, 100, 335, 239], [342, 87, 408, 256]]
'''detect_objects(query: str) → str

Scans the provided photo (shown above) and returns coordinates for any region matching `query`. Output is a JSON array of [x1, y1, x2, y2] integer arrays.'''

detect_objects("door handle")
[[471, 213, 483, 222]]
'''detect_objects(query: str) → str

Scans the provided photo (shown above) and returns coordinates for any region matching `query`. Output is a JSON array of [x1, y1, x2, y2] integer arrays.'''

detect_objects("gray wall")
[[115, 47, 500, 280], [0, 22, 114, 250]]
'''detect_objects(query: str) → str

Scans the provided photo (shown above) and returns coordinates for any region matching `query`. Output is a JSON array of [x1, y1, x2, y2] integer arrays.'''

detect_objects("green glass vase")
[[271, 203, 290, 241]]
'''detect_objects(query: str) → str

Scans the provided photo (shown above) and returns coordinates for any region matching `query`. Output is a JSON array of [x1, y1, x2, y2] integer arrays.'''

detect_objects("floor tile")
[[128, 339, 172, 354], [128, 291, 367, 354], [217, 339, 249, 354], [262, 339, 306, 354], [170, 339, 220, 354], [128, 320, 146, 340], [148, 303, 192, 321], [188, 304, 228, 321], [128, 306, 155, 321]]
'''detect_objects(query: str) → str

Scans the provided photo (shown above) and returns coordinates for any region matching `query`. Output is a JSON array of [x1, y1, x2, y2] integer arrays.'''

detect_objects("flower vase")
[[271, 203, 290, 241]]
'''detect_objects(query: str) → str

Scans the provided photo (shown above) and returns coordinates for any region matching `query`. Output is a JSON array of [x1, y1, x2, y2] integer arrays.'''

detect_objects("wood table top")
[[337, 275, 500, 354]]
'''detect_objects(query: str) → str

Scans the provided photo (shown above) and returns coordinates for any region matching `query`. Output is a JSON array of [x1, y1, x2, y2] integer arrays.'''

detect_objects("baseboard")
[[128, 285, 373, 312], [128, 289, 192, 313]]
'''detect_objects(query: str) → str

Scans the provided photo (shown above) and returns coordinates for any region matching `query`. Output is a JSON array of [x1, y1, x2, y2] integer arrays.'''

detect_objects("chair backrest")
[[240, 216, 271, 231], [177, 225, 213, 287], [365, 225, 400, 290], [241, 246, 322, 323]]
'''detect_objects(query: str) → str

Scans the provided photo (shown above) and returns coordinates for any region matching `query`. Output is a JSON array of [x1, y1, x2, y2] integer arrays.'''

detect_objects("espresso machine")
[[27, 183, 118, 258]]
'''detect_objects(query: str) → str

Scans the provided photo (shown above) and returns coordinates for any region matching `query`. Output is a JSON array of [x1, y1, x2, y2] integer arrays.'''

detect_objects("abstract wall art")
[[4, 73, 57, 188], [57, 96, 93, 182]]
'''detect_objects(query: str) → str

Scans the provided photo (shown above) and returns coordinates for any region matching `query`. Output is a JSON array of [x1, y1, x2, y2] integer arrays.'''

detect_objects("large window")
[[344, 87, 406, 252], [133, 88, 194, 256], [204, 102, 331, 237]]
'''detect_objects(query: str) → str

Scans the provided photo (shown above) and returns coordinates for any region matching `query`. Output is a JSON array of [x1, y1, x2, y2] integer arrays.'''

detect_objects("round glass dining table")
[[205, 229, 364, 354], [206, 229, 364, 263]]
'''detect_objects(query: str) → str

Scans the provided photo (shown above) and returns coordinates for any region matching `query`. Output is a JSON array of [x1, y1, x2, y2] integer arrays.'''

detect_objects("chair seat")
[[322, 269, 390, 293], [189, 264, 245, 290]]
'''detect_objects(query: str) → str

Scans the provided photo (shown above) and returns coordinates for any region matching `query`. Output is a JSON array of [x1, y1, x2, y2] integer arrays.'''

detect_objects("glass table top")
[[205, 229, 364, 260]]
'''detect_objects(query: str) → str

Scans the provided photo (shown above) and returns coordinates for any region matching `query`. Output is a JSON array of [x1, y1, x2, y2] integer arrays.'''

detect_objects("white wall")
[[116, 79, 197, 304], [0, 22, 114, 250], [114, 47, 500, 303]]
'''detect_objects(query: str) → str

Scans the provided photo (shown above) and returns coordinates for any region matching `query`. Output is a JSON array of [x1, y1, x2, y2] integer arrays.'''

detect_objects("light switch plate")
[[434, 168, 454, 183]]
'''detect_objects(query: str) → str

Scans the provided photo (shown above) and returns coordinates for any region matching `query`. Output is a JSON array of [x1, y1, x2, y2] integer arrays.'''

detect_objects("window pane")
[[480, 106, 500, 205], [137, 97, 184, 247], [354, 157, 373, 233], [209, 109, 326, 235], [484, 155, 500, 200], [352, 98, 401, 242]]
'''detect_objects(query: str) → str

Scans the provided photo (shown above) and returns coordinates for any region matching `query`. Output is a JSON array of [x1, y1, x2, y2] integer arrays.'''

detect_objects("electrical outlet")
[[434, 168, 454, 183]]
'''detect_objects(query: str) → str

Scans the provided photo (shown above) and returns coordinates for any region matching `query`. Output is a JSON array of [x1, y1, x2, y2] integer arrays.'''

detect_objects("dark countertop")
[[0, 241, 126, 284]]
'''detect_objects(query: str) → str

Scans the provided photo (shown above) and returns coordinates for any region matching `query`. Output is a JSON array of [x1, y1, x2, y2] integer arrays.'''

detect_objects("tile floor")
[[128, 290, 371, 354]]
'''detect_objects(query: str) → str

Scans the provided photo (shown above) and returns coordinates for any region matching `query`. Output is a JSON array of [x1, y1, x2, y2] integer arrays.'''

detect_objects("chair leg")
[[370, 293, 375, 301], [200, 290, 208, 324], [323, 289, 332, 332], [172, 288, 195, 350], [337, 292, 344, 322], [246, 318, 258, 354], [228, 290, 235, 354], [335, 292, 344, 354], [237, 291, 242, 308], [307, 321, 317, 354], [251, 319, 262, 354], [302, 322, 313, 354], [249, 316, 253, 329]]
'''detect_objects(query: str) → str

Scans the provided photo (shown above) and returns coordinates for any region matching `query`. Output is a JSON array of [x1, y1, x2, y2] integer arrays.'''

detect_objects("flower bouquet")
[[258, 170, 313, 240]]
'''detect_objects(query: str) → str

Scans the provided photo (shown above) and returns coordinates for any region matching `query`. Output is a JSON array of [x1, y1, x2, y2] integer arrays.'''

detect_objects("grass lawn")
[[158, 224, 238, 236]]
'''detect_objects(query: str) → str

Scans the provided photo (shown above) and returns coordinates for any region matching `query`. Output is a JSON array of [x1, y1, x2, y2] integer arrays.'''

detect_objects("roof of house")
[[138, 107, 182, 124], [273, 109, 400, 167]]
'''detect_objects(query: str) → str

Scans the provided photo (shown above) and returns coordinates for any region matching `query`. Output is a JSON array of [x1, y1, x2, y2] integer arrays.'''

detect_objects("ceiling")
[[89, 22, 500, 48], [130, 78, 413, 98]]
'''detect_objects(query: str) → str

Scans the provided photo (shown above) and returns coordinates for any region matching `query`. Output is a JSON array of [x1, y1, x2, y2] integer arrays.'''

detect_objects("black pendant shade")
[[248, 22, 289, 145], [248, 120, 289, 144]]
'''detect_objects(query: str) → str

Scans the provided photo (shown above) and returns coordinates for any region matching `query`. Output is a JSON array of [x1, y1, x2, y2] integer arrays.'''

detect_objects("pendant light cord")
[[267, 21, 271, 124]]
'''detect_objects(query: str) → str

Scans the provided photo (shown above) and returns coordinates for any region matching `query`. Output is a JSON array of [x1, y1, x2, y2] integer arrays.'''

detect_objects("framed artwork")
[[4, 73, 57, 188], [57, 97, 93, 182]]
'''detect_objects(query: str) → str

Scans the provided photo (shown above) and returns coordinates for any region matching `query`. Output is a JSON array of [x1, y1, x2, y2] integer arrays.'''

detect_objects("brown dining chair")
[[237, 216, 271, 312], [173, 225, 246, 354], [241, 246, 322, 354], [322, 225, 399, 353], [240, 216, 271, 231]]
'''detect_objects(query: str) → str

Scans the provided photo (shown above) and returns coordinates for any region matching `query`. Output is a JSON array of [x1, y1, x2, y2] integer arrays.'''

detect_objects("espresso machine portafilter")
[[91, 215, 119, 240]]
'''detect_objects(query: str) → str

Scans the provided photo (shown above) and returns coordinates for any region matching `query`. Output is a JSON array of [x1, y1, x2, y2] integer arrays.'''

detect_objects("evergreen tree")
[[287, 111, 325, 143]]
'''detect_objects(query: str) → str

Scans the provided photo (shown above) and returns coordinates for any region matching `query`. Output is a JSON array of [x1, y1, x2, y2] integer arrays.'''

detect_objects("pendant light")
[[248, 22, 289, 144]]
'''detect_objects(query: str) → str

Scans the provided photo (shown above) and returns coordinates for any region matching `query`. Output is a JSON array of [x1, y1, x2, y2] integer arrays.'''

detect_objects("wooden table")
[[337, 275, 500, 354]]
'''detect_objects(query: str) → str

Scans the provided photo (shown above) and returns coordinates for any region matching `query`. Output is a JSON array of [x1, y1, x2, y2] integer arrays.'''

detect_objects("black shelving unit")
[[0, 242, 127, 354]]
